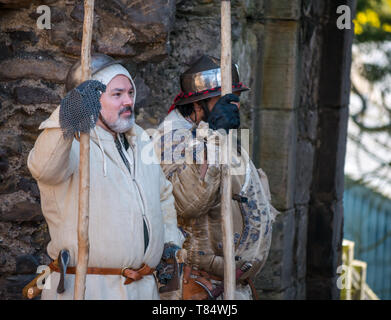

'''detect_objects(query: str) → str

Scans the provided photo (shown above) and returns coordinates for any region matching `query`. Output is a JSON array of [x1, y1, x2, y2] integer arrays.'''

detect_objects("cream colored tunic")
[[27, 107, 184, 300]]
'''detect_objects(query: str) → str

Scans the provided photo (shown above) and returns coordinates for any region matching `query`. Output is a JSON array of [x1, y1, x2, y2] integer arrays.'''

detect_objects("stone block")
[[318, 1, 355, 108], [258, 279, 306, 300], [260, 20, 299, 110], [301, 0, 327, 21], [0, 176, 17, 195], [254, 109, 297, 210], [0, 42, 12, 61], [294, 206, 308, 280], [0, 252, 6, 267], [176, 0, 220, 17], [283, 285, 298, 299], [17, 178, 40, 199], [0, 200, 43, 222], [30, 223, 50, 248], [307, 199, 344, 278], [258, 286, 297, 300], [296, 278, 306, 299], [2, 274, 36, 300], [7, 31, 38, 45], [255, 209, 295, 291], [306, 275, 340, 300], [240, 0, 265, 21], [96, 27, 137, 57], [264, 0, 301, 20], [19, 109, 53, 143], [15, 254, 39, 274], [70, 1, 85, 22], [258, 289, 284, 300], [0, 57, 71, 83], [48, 27, 75, 48], [312, 107, 348, 202], [294, 140, 315, 205], [50, 6, 67, 23], [233, 23, 265, 129], [0, 149, 8, 174], [0, 0, 31, 8], [297, 106, 318, 142], [97, 0, 176, 34], [14, 86, 61, 105], [134, 76, 151, 110]]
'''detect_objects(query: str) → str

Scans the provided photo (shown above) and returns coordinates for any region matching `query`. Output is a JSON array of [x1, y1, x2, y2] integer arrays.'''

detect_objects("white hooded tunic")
[[27, 106, 184, 300]]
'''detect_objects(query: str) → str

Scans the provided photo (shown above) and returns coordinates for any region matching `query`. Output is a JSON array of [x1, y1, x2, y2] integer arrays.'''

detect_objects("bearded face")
[[99, 74, 135, 133]]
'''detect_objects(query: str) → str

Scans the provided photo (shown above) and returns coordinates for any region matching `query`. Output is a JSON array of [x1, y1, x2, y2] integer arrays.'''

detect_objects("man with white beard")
[[26, 54, 184, 300]]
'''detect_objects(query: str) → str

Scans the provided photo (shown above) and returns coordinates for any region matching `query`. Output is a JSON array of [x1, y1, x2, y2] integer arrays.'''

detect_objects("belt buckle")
[[121, 267, 133, 285], [121, 266, 143, 285], [121, 267, 130, 277]]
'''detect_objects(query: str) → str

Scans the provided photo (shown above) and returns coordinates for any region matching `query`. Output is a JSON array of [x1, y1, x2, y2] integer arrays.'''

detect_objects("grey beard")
[[101, 112, 135, 133]]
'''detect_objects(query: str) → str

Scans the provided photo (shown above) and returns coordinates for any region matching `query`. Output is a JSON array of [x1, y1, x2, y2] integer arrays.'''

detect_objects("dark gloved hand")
[[207, 93, 240, 132], [59, 80, 106, 139], [156, 242, 183, 293], [156, 260, 175, 286]]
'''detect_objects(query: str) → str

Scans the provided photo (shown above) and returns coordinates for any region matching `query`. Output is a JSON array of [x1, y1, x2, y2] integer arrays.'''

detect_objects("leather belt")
[[49, 261, 154, 285]]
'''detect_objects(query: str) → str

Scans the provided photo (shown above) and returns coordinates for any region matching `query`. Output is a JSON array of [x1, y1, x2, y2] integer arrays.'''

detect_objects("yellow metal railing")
[[340, 239, 379, 300]]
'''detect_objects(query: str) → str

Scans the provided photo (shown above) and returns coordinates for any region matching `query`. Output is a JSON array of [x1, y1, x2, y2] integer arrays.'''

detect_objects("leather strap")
[[183, 278, 210, 300], [186, 267, 223, 282], [182, 265, 222, 300], [247, 278, 259, 300], [184, 265, 223, 281], [183, 265, 259, 300], [49, 261, 154, 285]]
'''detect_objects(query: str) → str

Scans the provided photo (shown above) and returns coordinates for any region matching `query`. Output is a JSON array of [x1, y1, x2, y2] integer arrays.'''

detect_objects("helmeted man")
[[27, 54, 184, 300], [154, 55, 278, 300]]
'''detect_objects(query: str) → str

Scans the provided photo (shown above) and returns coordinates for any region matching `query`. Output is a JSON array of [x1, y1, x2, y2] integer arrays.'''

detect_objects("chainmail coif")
[[59, 80, 106, 139]]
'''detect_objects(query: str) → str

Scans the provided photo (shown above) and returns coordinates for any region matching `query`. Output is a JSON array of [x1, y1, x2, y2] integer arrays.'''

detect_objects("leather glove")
[[59, 80, 106, 139], [207, 93, 240, 132], [156, 260, 175, 286], [156, 242, 183, 293]]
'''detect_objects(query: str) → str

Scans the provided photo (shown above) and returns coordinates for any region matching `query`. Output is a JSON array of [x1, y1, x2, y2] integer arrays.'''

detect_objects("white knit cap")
[[92, 63, 136, 103]]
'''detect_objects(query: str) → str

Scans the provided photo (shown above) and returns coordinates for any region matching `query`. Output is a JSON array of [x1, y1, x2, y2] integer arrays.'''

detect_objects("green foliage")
[[353, 1, 391, 83], [354, 0, 391, 43], [356, 0, 382, 12]]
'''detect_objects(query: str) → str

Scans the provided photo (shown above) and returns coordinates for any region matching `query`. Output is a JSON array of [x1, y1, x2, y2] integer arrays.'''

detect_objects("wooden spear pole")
[[74, 0, 94, 300], [220, 0, 235, 300]]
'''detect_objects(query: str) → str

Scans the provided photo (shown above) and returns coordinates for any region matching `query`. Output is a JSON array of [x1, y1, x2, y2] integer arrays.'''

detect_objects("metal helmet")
[[175, 55, 250, 106], [65, 53, 124, 92]]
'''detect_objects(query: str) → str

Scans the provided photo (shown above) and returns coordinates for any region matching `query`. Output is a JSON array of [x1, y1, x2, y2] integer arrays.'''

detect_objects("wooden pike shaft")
[[221, 1, 232, 96], [220, 0, 235, 300], [74, 0, 94, 300]]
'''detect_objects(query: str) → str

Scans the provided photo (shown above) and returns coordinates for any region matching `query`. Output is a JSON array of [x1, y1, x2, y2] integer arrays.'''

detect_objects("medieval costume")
[[154, 55, 278, 300], [27, 54, 184, 300]]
